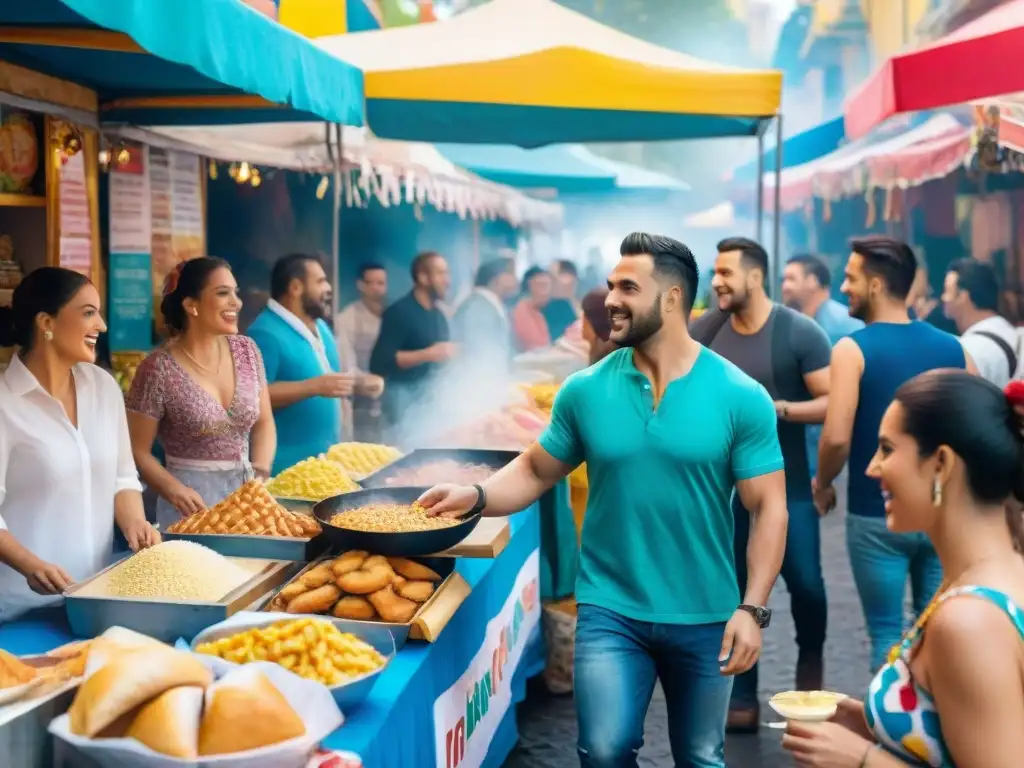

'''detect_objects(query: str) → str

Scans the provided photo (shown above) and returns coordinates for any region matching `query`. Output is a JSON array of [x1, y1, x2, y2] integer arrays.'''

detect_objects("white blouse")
[[0, 356, 143, 620]]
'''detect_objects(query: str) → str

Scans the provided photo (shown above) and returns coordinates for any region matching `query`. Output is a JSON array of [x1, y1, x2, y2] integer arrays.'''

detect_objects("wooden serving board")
[[434, 518, 510, 558]]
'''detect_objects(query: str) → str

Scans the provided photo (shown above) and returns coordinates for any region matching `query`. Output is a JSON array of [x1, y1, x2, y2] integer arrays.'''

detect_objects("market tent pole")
[[329, 122, 343, 321], [756, 129, 765, 246], [772, 113, 783, 298]]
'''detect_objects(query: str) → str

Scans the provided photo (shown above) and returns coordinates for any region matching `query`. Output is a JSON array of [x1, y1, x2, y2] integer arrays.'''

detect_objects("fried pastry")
[[0, 648, 37, 688], [332, 596, 377, 621], [331, 550, 368, 576], [299, 564, 335, 589], [167, 481, 320, 538], [337, 558, 393, 595], [368, 586, 418, 623], [286, 584, 341, 614], [396, 580, 435, 603], [387, 557, 442, 582]]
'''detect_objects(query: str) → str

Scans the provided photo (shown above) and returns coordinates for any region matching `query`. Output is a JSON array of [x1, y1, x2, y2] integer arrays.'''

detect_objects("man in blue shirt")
[[419, 233, 788, 767], [249, 254, 382, 474]]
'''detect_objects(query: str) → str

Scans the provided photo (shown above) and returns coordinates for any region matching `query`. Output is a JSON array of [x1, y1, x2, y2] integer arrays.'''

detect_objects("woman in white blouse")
[[0, 267, 159, 621]]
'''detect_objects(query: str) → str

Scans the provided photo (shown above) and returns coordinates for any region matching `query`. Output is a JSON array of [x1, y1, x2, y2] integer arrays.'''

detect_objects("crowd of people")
[[0, 232, 1023, 767]]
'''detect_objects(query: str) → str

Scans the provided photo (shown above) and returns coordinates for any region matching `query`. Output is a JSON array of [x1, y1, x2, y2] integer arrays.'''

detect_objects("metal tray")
[[360, 448, 519, 489], [64, 557, 301, 643], [162, 530, 331, 561], [191, 613, 396, 714], [313, 487, 481, 557], [258, 556, 458, 649]]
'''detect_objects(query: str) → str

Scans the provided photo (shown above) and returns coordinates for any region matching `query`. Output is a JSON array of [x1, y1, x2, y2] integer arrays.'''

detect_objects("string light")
[[115, 144, 131, 167], [208, 159, 218, 180], [250, 168, 262, 188], [316, 175, 330, 200]]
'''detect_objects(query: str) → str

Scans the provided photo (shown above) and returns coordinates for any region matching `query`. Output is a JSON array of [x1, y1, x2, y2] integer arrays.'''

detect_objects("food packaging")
[[49, 656, 343, 768], [187, 612, 395, 713]]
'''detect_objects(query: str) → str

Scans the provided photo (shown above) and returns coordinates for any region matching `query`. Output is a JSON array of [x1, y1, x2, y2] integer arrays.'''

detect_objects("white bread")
[[198, 667, 305, 756], [69, 649, 211, 738], [126, 686, 203, 759], [85, 628, 166, 679]]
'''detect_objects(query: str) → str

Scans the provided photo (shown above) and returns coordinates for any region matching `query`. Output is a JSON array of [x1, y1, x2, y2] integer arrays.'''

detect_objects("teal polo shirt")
[[539, 347, 783, 624], [248, 309, 343, 475]]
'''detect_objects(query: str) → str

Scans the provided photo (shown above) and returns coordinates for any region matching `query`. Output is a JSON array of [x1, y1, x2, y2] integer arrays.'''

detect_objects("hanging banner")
[[149, 147, 204, 297], [58, 149, 93, 275], [433, 550, 540, 768], [108, 144, 153, 352]]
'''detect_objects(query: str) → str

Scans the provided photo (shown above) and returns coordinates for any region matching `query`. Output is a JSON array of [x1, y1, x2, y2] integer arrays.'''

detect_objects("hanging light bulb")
[[250, 168, 262, 188], [208, 159, 218, 180], [98, 148, 111, 170], [316, 175, 330, 200], [236, 162, 252, 184], [228, 163, 240, 181], [115, 144, 131, 167], [61, 130, 83, 158]]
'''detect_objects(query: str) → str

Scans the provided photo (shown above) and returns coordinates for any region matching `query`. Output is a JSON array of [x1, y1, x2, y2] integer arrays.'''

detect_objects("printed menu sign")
[[108, 144, 153, 352], [59, 150, 93, 275], [149, 147, 204, 298]]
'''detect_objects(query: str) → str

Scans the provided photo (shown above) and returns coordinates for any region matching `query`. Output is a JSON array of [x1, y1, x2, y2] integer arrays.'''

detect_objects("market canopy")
[[314, 0, 782, 147], [844, 0, 1024, 140], [0, 0, 365, 126], [435, 144, 618, 193], [728, 115, 845, 182]]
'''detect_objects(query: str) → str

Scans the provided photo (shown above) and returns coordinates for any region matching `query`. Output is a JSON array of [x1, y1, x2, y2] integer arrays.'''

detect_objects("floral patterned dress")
[[865, 585, 1024, 766], [126, 335, 265, 529]]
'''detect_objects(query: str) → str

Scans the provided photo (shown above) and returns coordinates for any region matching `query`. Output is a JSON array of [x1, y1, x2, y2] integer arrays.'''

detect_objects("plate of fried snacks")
[[313, 487, 480, 556], [267, 458, 360, 503], [191, 613, 393, 713], [49, 625, 342, 768], [167, 481, 321, 539], [769, 690, 848, 722]]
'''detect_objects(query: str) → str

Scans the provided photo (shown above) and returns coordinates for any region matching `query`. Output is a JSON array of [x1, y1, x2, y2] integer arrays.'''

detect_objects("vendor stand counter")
[[0, 505, 545, 768]]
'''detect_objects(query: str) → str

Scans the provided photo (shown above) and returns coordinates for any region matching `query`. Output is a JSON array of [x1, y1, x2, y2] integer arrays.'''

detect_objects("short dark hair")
[[475, 257, 515, 288], [4, 267, 91, 351], [271, 253, 321, 300], [358, 262, 385, 280], [620, 232, 699, 312], [850, 236, 917, 300], [717, 236, 769, 276], [787, 253, 832, 289], [411, 251, 441, 284], [581, 287, 611, 342], [948, 258, 1000, 312], [161, 257, 232, 333], [554, 259, 578, 279], [521, 265, 549, 294]]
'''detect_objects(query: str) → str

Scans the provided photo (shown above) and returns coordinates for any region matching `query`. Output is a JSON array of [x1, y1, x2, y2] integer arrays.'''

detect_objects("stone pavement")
[[506, 497, 875, 767]]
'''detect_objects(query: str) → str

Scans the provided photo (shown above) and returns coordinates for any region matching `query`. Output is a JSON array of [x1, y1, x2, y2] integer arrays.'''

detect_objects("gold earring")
[[932, 476, 943, 507], [191, 309, 199, 316], [43, 330, 53, 341]]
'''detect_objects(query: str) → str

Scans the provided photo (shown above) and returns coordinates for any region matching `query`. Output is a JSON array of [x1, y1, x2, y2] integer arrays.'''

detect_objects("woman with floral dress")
[[126, 258, 275, 530]]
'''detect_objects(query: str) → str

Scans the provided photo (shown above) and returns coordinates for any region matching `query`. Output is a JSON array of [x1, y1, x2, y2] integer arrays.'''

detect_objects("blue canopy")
[[731, 115, 845, 182], [436, 143, 618, 193], [0, 0, 365, 126]]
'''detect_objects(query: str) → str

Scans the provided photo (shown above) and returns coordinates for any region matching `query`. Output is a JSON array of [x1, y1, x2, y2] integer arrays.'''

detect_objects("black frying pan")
[[312, 486, 481, 556], [360, 448, 520, 489]]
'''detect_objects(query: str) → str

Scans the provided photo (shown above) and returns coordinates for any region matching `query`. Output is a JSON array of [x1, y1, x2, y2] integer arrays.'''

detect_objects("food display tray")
[[359, 448, 520, 489], [64, 557, 302, 644], [0, 677, 78, 768], [162, 530, 332, 561], [258, 556, 470, 649]]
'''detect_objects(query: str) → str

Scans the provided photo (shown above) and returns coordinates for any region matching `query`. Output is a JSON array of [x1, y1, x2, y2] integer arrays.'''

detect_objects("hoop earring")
[[43, 330, 53, 341], [932, 476, 943, 508]]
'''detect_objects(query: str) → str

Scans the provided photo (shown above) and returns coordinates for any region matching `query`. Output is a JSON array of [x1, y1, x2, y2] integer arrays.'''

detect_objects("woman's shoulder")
[[228, 334, 262, 364], [74, 362, 126, 400]]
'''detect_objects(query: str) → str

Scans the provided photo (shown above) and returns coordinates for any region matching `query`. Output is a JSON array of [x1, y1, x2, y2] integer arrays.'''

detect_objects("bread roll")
[[69, 649, 211, 738], [386, 557, 441, 582], [198, 667, 305, 755], [126, 685, 203, 759]]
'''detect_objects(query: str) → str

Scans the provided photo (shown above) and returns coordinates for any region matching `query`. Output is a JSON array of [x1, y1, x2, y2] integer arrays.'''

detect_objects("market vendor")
[[126, 258, 277, 530], [370, 251, 456, 433], [0, 268, 159, 620], [249, 253, 383, 474], [451, 256, 518, 370]]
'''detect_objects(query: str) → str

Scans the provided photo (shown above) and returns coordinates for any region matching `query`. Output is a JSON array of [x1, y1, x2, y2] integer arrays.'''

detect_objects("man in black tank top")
[[691, 237, 833, 733]]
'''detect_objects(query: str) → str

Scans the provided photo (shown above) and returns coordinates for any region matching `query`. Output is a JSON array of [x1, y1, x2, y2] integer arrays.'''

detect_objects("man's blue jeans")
[[574, 603, 732, 768], [731, 498, 827, 709], [846, 513, 943, 670]]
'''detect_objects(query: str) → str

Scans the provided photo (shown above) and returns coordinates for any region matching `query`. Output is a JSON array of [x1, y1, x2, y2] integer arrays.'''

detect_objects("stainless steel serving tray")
[[359, 448, 520, 489]]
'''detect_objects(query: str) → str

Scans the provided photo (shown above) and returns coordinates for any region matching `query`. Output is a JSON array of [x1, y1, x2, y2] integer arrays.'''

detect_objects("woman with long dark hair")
[[0, 267, 158, 619], [126, 258, 275, 530], [784, 370, 1024, 767]]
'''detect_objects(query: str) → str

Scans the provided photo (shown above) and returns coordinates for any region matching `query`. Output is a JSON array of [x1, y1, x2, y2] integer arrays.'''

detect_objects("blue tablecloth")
[[0, 506, 546, 768]]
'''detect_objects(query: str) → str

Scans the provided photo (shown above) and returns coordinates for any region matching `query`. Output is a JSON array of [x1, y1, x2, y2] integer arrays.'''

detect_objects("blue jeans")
[[806, 425, 821, 479], [574, 604, 732, 768], [731, 498, 827, 708], [846, 513, 944, 670]]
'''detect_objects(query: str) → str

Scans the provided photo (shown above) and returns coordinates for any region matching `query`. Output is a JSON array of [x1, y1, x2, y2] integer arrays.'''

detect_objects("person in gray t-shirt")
[[691, 237, 832, 733]]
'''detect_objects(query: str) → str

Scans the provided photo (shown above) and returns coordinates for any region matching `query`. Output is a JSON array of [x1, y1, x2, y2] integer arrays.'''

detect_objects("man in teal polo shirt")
[[420, 233, 787, 768], [248, 254, 382, 474]]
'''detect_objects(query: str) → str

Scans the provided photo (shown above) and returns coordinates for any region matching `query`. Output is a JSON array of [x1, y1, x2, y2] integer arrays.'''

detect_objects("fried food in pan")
[[367, 586, 418, 624], [336, 559, 393, 595], [298, 563, 335, 589], [332, 596, 377, 621], [387, 557, 442, 582], [396, 580, 435, 604], [286, 584, 341, 614], [331, 550, 368, 576]]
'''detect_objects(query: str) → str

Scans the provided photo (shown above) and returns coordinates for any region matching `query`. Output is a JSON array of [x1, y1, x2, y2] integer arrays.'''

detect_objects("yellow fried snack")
[[266, 458, 359, 501], [325, 443, 403, 479], [167, 481, 320, 538], [329, 503, 457, 532], [195, 618, 386, 687]]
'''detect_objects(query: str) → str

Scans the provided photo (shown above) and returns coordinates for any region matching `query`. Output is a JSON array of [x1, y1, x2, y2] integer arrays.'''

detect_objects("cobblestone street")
[[506, 488, 875, 767]]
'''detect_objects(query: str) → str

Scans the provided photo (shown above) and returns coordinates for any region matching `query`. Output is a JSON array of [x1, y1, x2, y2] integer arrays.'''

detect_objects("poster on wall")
[[58, 149, 93, 276], [108, 144, 153, 352], [149, 147, 204, 299], [433, 550, 540, 768]]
